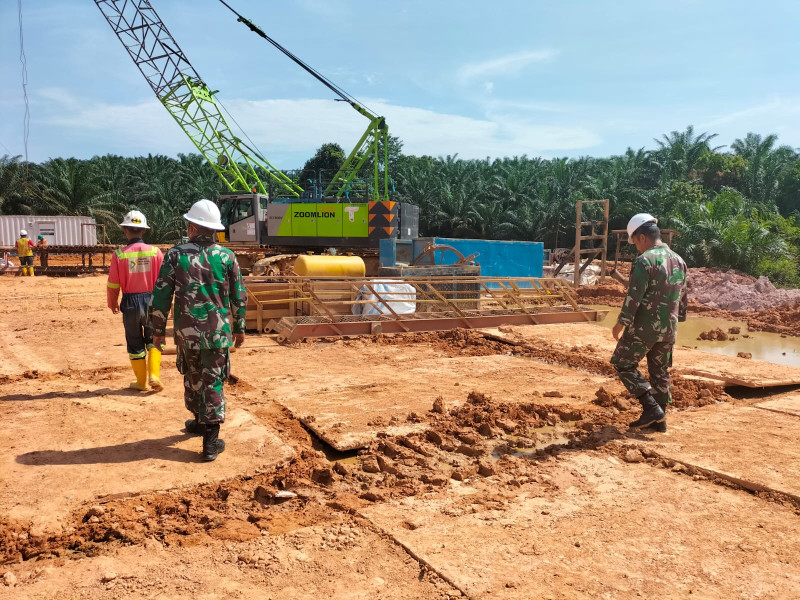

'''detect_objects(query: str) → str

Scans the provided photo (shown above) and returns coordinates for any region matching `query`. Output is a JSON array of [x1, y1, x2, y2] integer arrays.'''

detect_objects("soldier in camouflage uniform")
[[150, 199, 247, 461], [611, 214, 688, 432]]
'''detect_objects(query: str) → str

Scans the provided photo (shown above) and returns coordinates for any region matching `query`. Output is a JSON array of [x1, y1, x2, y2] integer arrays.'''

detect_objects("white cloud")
[[458, 50, 558, 83], [700, 98, 800, 149], [33, 89, 602, 163], [373, 101, 601, 158], [704, 98, 800, 128]]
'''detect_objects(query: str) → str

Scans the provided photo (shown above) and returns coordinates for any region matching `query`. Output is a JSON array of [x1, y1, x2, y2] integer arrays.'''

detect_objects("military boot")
[[202, 424, 226, 462], [628, 391, 666, 430], [184, 415, 204, 436], [648, 400, 668, 433]]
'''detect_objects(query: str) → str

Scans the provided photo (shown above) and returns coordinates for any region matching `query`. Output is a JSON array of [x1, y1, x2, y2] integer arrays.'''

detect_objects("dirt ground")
[[2, 275, 799, 599]]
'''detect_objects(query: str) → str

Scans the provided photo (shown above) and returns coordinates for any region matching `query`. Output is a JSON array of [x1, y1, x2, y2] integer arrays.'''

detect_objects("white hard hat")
[[627, 213, 658, 242], [183, 199, 225, 231], [20, 229, 28, 237], [120, 210, 149, 229]]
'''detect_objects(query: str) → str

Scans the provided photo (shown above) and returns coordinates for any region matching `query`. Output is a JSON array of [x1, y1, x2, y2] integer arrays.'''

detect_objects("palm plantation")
[[2, 125, 800, 283]]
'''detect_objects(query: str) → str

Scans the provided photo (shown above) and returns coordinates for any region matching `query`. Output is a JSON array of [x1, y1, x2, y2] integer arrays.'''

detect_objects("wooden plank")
[[307, 280, 356, 316], [244, 282, 300, 326]]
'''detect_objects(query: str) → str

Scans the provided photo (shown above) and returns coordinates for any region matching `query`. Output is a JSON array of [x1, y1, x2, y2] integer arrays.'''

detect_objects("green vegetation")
[[2, 126, 800, 283]]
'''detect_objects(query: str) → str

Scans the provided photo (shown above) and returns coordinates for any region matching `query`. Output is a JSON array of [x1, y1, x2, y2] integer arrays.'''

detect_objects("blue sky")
[[2, 0, 799, 167]]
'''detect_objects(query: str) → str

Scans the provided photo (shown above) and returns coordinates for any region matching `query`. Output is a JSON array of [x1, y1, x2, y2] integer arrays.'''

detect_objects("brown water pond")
[[592, 305, 800, 367]]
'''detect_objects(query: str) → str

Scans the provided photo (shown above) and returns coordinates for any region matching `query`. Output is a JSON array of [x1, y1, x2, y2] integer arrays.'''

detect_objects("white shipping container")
[[0, 215, 99, 247]]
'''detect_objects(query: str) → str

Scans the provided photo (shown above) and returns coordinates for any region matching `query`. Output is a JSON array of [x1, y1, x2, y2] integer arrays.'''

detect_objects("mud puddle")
[[591, 305, 800, 367], [492, 426, 574, 459]]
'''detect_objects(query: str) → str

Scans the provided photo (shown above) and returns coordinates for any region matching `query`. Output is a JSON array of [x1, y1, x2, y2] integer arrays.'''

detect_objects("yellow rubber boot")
[[147, 347, 163, 391], [129, 359, 148, 391], [29, 266, 34, 277]]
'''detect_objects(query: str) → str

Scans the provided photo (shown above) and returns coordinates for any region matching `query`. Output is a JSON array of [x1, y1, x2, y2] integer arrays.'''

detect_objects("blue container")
[[379, 237, 544, 279]]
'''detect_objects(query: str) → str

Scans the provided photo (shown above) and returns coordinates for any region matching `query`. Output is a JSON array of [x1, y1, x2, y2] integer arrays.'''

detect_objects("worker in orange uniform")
[[107, 211, 165, 391], [16, 230, 35, 276]]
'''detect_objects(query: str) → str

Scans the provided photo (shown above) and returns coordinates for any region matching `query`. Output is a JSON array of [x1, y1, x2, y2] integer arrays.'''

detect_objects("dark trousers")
[[121, 292, 153, 360], [610, 330, 674, 406], [177, 348, 229, 425]]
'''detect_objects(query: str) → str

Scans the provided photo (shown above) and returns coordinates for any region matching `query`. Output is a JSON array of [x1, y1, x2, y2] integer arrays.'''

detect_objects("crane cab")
[[218, 193, 267, 244]]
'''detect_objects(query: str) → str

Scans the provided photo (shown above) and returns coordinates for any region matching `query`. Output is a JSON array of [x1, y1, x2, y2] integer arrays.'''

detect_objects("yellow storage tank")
[[293, 255, 366, 278]]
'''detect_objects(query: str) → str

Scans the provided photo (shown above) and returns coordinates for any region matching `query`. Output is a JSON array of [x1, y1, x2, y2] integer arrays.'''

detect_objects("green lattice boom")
[[95, 0, 301, 198]]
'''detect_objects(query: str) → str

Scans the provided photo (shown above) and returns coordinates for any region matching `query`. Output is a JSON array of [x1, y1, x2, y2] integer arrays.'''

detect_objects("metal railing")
[[243, 275, 606, 342]]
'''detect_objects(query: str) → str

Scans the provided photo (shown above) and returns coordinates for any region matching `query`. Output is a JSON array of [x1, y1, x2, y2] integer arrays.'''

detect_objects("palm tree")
[[672, 188, 787, 271], [177, 153, 227, 202], [32, 158, 120, 224], [143, 203, 185, 244], [650, 126, 720, 182], [731, 133, 798, 207], [0, 154, 26, 214]]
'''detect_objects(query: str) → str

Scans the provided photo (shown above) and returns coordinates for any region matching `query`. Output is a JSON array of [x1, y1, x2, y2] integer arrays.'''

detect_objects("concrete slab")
[[238, 345, 614, 451], [642, 404, 800, 500], [483, 323, 800, 387], [363, 453, 800, 600], [756, 393, 800, 418], [0, 370, 294, 529]]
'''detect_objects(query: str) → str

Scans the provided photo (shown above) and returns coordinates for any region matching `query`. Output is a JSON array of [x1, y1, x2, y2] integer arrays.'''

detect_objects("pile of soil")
[[687, 268, 800, 311], [696, 327, 744, 341], [580, 266, 800, 312], [578, 266, 800, 336], [744, 304, 800, 336], [576, 279, 627, 306]]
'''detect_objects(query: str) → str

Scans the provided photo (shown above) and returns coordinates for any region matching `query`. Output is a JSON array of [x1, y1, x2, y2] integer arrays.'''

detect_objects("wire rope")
[[215, 0, 377, 117], [17, 0, 30, 167]]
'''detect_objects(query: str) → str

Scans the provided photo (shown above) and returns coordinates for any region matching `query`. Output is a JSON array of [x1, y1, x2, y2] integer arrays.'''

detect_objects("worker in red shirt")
[[107, 211, 164, 391], [16, 230, 35, 276]]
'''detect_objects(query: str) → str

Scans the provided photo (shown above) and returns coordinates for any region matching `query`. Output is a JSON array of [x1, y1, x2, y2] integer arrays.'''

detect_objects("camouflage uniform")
[[149, 235, 247, 425], [610, 242, 688, 406]]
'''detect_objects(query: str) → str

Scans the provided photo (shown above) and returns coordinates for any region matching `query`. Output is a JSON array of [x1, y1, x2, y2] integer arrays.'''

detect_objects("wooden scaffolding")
[[553, 199, 609, 287]]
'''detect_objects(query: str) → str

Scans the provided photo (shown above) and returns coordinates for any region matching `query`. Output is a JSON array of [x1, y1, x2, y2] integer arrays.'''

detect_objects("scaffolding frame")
[[553, 199, 609, 287]]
